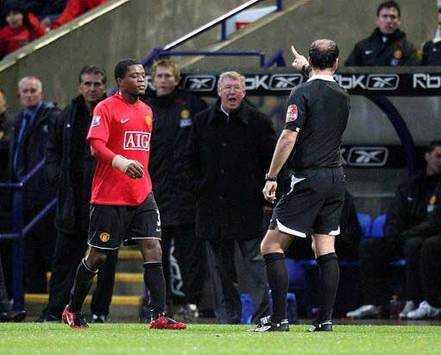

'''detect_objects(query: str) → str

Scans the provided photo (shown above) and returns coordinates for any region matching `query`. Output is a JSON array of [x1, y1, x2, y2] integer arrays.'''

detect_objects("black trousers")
[[206, 238, 270, 324], [23, 206, 56, 293], [42, 231, 118, 317], [358, 237, 423, 306], [161, 224, 206, 306], [419, 236, 441, 308]]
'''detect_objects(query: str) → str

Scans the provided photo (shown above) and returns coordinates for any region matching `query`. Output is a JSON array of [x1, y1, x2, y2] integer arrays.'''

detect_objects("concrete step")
[[25, 293, 141, 305]]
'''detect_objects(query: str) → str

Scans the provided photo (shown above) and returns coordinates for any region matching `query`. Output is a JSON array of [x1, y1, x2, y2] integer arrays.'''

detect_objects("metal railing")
[[0, 159, 56, 310], [143, 0, 284, 68]]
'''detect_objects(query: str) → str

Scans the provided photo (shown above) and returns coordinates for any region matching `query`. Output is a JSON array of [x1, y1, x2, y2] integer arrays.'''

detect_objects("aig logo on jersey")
[[123, 131, 151, 151], [286, 104, 298, 123]]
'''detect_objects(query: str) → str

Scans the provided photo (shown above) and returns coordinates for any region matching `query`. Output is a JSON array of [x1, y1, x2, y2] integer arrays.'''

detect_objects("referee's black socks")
[[264, 252, 288, 323], [317, 252, 339, 322], [69, 258, 98, 313], [143, 261, 166, 316]]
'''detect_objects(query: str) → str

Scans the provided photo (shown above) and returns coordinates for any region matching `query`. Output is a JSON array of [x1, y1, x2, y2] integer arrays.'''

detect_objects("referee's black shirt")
[[284, 75, 349, 170]]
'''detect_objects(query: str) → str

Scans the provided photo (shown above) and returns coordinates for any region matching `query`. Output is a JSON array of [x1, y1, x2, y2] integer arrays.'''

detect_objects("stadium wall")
[[0, 0, 248, 107]]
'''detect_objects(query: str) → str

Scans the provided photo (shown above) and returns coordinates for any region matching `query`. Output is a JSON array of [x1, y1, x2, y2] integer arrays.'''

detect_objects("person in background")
[[186, 71, 275, 325], [143, 58, 207, 320], [345, 1, 419, 66], [50, 0, 107, 29], [346, 141, 441, 319], [421, 8, 441, 65], [0, 2, 46, 59], [11, 76, 59, 293], [36, 65, 117, 323]]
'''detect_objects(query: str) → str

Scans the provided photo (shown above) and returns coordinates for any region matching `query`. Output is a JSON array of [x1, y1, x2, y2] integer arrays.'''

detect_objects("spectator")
[[0, 253, 26, 322], [11, 76, 60, 293], [185, 71, 276, 324], [345, 1, 419, 66], [26, 1, 67, 18], [407, 185, 441, 320], [0, 89, 14, 286], [36, 66, 118, 323], [143, 59, 207, 320], [0, 88, 14, 183], [0, 2, 46, 59], [346, 141, 441, 319], [421, 8, 441, 65], [50, 0, 107, 29]]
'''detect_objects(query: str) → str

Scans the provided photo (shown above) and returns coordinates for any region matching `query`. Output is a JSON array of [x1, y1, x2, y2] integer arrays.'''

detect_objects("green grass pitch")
[[1, 323, 441, 354]]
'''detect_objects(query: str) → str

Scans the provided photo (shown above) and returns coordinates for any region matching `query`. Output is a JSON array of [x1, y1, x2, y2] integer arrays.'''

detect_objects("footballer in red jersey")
[[62, 59, 186, 330]]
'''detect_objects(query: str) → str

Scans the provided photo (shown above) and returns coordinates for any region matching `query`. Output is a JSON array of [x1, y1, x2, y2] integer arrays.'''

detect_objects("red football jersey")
[[87, 92, 154, 205]]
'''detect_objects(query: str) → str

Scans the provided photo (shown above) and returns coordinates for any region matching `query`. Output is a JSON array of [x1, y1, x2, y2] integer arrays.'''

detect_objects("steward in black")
[[285, 76, 349, 170], [422, 40, 441, 65], [38, 66, 117, 323], [46, 95, 99, 233], [145, 89, 207, 226], [345, 28, 419, 66]]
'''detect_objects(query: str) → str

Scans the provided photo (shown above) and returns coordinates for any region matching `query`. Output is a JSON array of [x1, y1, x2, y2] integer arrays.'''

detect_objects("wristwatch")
[[265, 173, 277, 182]]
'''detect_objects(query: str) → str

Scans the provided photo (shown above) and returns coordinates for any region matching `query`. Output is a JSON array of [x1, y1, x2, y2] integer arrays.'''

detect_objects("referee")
[[252, 39, 349, 332]]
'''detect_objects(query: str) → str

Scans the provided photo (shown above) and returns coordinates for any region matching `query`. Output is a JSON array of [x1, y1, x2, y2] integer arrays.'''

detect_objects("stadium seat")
[[285, 258, 307, 290], [369, 214, 387, 238], [356, 212, 372, 238], [240, 293, 255, 324]]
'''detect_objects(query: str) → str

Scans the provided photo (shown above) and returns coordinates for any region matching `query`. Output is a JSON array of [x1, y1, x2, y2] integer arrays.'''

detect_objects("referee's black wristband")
[[265, 173, 277, 182], [301, 64, 312, 77]]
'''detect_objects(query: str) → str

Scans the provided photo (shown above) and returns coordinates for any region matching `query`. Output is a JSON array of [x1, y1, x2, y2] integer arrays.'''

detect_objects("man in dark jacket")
[[0, 88, 14, 221], [12, 76, 60, 293], [186, 71, 276, 324], [406, 181, 441, 319], [143, 59, 207, 319], [347, 141, 441, 319], [345, 1, 419, 66], [36, 66, 117, 323], [421, 9, 441, 65]]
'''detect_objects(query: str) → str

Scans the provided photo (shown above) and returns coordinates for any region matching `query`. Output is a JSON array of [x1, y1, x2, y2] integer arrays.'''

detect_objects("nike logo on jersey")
[[364, 50, 374, 55], [120, 118, 130, 124]]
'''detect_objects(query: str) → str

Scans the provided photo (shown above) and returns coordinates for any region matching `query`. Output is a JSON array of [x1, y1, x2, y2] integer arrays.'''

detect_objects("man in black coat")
[[346, 141, 441, 319], [11, 76, 60, 293], [36, 66, 117, 323], [345, 1, 419, 66], [143, 59, 207, 319], [421, 9, 441, 65], [186, 71, 276, 323]]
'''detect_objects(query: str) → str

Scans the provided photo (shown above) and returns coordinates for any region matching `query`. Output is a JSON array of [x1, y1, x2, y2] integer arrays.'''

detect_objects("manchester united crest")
[[180, 109, 190, 119], [145, 114, 153, 127], [99, 232, 110, 242]]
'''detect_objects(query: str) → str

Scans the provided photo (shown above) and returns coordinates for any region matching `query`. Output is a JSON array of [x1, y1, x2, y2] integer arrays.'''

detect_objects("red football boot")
[[150, 315, 187, 330], [62, 306, 89, 329]]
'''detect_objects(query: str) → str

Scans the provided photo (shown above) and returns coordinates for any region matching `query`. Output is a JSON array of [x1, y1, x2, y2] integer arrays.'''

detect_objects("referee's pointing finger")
[[291, 45, 300, 58]]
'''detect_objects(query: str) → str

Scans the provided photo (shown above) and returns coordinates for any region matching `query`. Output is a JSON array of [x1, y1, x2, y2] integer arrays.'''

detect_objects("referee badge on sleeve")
[[286, 105, 298, 123]]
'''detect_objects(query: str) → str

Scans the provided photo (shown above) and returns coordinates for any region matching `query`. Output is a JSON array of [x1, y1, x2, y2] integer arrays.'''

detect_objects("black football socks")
[[69, 258, 98, 313], [317, 252, 339, 322], [264, 252, 288, 323], [143, 262, 166, 316]]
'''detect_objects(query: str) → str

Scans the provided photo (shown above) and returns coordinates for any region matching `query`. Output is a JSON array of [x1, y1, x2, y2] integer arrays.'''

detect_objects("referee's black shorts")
[[269, 167, 345, 238], [88, 192, 161, 250]]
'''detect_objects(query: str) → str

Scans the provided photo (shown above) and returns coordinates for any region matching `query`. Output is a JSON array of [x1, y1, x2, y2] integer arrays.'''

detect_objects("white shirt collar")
[[307, 74, 335, 82], [220, 104, 230, 117]]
